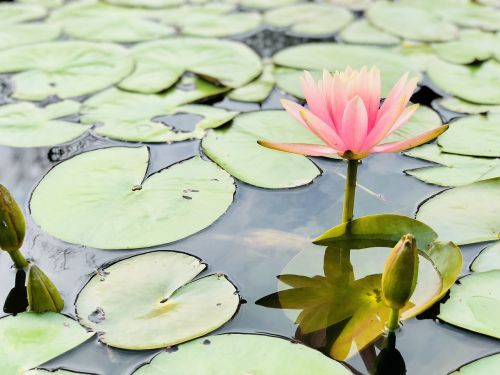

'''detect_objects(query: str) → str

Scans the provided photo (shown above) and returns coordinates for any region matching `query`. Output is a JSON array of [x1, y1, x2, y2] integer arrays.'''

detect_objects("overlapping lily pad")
[[436, 98, 500, 115], [450, 353, 500, 375], [416, 178, 500, 245], [132, 334, 352, 374], [265, 3, 353, 37], [228, 62, 275, 103], [76, 251, 240, 350], [119, 37, 262, 94], [202, 110, 324, 189], [30, 147, 236, 249], [0, 41, 133, 101], [471, 242, 500, 272], [0, 3, 46, 24], [0, 24, 60, 50], [0, 313, 93, 375], [0, 101, 90, 148], [339, 20, 400, 46]]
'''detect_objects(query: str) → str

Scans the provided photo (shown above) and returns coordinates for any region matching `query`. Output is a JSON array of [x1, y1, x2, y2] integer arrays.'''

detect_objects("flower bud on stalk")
[[382, 234, 419, 332]]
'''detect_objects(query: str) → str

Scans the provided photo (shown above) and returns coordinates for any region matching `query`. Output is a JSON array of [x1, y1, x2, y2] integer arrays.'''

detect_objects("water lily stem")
[[387, 308, 401, 332], [9, 249, 29, 269], [342, 159, 358, 223]]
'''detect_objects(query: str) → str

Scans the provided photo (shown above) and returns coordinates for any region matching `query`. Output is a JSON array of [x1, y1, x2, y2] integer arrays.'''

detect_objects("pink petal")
[[300, 71, 331, 125], [257, 140, 340, 157], [366, 67, 381, 130], [377, 72, 409, 119], [386, 103, 419, 135], [341, 96, 369, 151], [330, 72, 348, 132], [371, 125, 449, 154]]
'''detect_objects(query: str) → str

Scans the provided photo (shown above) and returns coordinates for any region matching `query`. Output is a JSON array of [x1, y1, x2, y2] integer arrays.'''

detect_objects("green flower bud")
[[27, 265, 64, 313], [382, 234, 419, 310], [0, 184, 26, 253]]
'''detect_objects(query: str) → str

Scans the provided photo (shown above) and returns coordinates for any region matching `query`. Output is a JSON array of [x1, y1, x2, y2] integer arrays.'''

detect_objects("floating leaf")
[[439, 270, 500, 339], [103, 0, 182, 7], [449, 353, 500, 375], [404, 144, 500, 187], [0, 24, 60, 50], [202, 110, 323, 189], [265, 3, 353, 37], [416, 178, 500, 245], [0, 313, 93, 375], [321, 0, 372, 10], [392, 42, 440, 71], [366, 2, 458, 42], [132, 334, 352, 374], [119, 37, 262, 94], [26, 370, 94, 375], [471, 242, 500, 272], [437, 114, 500, 157], [19, 0, 62, 7], [0, 41, 133, 101], [76, 251, 239, 350], [436, 98, 500, 115], [427, 59, 500, 105], [339, 19, 400, 46], [228, 62, 276, 103], [30, 147, 235, 249], [0, 101, 90, 148], [227, 0, 301, 9], [0, 3, 46, 24]]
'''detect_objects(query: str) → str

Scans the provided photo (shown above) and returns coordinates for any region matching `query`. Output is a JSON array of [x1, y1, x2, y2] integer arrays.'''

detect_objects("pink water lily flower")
[[259, 67, 448, 160]]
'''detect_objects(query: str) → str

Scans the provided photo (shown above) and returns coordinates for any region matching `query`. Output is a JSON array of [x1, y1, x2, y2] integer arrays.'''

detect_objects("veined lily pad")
[[416, 178, 500, 245], [265, 3, 353, 37], [427, 59, 500, 105], [0, 3, 46, 24], [0, 101, 90, 148], [449, 353, 500, 375], [437, 114, 500, 157], [366, 2, 458, 42], [119, 37, 262, 94], [0, 24, 60, 50], [471, 242, 500, 272], [404, 144, 500, 187], [436, 98, 500, 115], [202, 110, 323, 189], [0, 313, 93, 375], [30, 147, 235, 249], [339, 19, 400, 46], [0, 41, 133, 101], [76, 251, 240, 350], [439, 270, 500, 339], [228, 62, 275, 103], [132, 334, 352, 374]]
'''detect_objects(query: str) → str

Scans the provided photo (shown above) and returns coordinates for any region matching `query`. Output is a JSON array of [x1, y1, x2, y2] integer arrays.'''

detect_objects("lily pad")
[[229, 0, 301, 9], [0, 24, 60, 50], [0, 312, 93, 375], [449, 353, 500, 375], [439, 270, 500, 339], [404, 144, 500, 187], [427, 59, 500, 105], [265, 3, 353, 37], [321, 0, 372, 10], [0, 3, 46, 24], [119, 37, 262, 94], [26, 371, 94, 375], [19, 0, 62, 7], [416, 178, 500, 245], [437, 114, 500, 157], [436, 98, 500, 115], [76, 251, 239, 350], [104, 0, 183, 7], [30, 147, 235, 249], [0, 101, 90, 148], [392, 42, 440, 71], [132, 334, 352, 374], [228, 62, 276, 103], [339, 19, 400, 46], [0, 41, 134, 101], [471, 242, 500, 272], [367, 2, 458, 42], [202, 110, 323, 189]]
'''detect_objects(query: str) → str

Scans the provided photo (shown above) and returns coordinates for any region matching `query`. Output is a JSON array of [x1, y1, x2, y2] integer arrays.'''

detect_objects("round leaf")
[[0, 24, 60, 50], [30, 147, 236, 249], [339, 19, 400, 46], [0, 3, 46, 24], [104, 0, 183, 7], [449, 353, 500, 375], [436, 98, 500, 115], [471, 242, 500, 272], [76, 251, 239, 350]]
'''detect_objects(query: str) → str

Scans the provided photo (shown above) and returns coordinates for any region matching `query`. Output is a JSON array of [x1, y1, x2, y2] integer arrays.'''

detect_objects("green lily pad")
[[339, 19, 400, 46], [0, 3, 46, 24], [321, 0, 372, 10], [19, 0, 62, 7], [471, 242, 500, 272], [119, 37, 262, 94], [437, 114, 500, 157], [104, 0, 183, 7], [76, 251, 239, 350], [30, 147, 235, 249], [367, 2, 458, 42], [229, 0, 301, 9], [392, 42, 440, 71], [0, 41, 133, 101], [0, 101, 90, 148], [50, 0, 175, 43], [202, 110, 323, 189], [436, 98, 500, 115], [416, 178, 500, 245], [0, 312, 93, 375], [0, 24, 60, 50], [439, 270, 500, 339], [404, 144, 500, 187], [449, 353, 500, 375], [432, 30, 500, 65], [81, 78, 231, 143], [132, 334, 352, 374], [265, 3, 353, 37], [273, 43, 420, 98], [25, 370, 94, 375], [427, 59, 500, 105], [228, 62, 276, 103]]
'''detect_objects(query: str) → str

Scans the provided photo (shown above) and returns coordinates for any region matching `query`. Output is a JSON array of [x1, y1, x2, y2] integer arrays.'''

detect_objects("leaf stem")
[[9, 249, 29, 269], [387, 308, 401, 332], [342, 159, 359, 223]]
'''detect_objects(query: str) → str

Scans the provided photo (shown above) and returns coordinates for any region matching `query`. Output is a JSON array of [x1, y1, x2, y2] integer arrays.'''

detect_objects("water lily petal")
[[371, 125, 449, 154], [331, 71, 348, 132], [387, 103, 420, 135], [299, 108, 346, 150], [341, 96, 368, 151], [300, 71, 331, 125], [257, 140, 340, 157]]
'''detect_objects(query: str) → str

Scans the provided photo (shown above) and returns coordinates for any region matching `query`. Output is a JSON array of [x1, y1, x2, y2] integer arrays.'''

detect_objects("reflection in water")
[[373, 332, 406, 375], [3, 269, 28, 315]]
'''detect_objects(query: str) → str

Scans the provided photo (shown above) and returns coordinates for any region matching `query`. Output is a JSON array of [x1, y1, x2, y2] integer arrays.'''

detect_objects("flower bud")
[[382, 234, 419, 310], [27, 265, 64, 313], [0, 184, 26, 253]]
